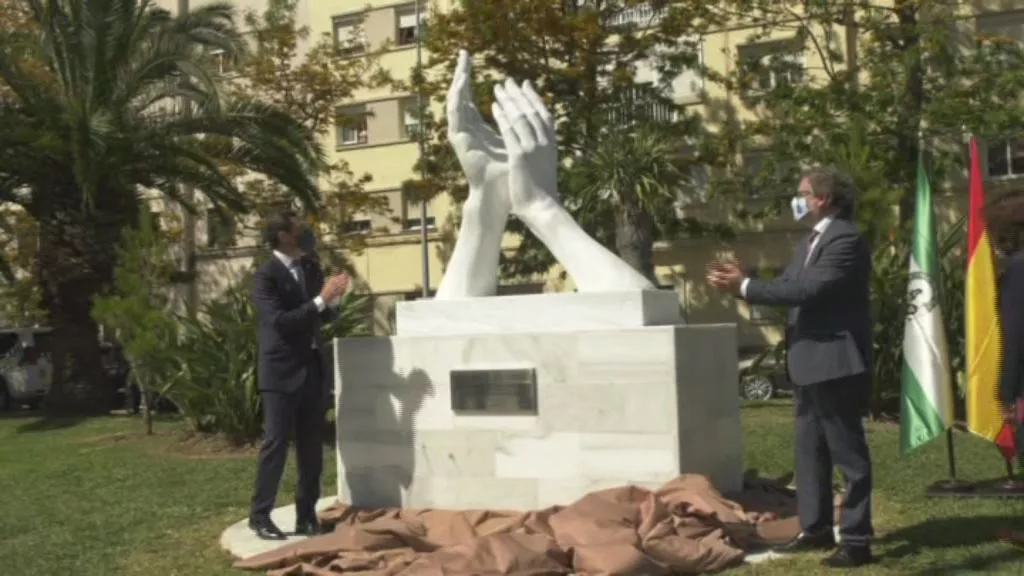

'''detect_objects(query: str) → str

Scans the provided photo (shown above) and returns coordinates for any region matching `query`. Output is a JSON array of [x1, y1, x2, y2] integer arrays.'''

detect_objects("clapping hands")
[[319, 273, 349, 302], [706, 259, 745, 294]]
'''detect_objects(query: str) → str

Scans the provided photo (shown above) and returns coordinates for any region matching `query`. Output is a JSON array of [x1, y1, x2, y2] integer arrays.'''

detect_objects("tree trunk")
[[35, 188, 137, 416], [613, 201, 657, 285], [142, 388, 154, 435]]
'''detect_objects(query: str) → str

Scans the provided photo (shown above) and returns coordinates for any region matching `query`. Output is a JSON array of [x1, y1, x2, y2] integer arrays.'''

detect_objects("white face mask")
[[791, 196, 810, 221]]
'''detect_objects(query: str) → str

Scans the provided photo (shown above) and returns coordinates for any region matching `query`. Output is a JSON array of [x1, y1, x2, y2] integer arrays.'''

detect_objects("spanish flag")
[[965, 138, 1005, 444]]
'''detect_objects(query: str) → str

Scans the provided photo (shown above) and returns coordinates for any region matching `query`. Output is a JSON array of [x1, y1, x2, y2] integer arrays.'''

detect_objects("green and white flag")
[[900, 153, 955, 454]]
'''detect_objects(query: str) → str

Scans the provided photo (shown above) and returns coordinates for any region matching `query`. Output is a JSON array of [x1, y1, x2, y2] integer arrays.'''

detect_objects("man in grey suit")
[[707, 166, 874, 568]]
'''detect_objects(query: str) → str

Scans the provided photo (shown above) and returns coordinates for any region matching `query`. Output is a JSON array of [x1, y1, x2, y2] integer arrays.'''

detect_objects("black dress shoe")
[[248, 517, 287, 541], [822, 545, 873, 568], [295, 519, 327, 536], [775, 530, 836, 552]]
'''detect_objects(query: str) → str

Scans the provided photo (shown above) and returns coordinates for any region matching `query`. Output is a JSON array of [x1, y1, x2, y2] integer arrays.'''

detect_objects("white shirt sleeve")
[[740, 278, 750, 299], [313, 296, 326, 312]]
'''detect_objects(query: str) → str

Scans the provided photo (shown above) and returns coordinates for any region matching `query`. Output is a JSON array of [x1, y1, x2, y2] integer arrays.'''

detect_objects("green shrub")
[[92, 211, 180, 435]]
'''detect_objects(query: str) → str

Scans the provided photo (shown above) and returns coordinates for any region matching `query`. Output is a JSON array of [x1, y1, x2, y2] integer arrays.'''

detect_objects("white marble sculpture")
[[435, 50, 655, 300]]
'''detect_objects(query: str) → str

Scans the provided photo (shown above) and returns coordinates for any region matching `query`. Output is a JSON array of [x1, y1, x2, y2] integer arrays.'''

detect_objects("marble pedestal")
[[333, 290, 743, 510]]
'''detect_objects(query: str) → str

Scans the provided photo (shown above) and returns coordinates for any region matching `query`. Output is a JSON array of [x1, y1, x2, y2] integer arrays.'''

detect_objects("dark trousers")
[[794, 375, 874, 545], [250, 357, 325, 523]]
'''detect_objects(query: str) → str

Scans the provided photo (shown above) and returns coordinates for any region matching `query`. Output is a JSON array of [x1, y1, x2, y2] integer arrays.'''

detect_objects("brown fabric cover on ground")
[[234, 474, 804, 575]]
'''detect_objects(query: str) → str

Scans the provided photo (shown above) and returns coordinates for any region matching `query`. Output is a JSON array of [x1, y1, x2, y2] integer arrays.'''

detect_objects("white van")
[[0, 327, 53, 410]]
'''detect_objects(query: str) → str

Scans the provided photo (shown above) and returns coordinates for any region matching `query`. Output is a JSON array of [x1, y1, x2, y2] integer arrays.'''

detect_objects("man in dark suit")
[[999, 249, 1024, 443], [707, 166, 874, 568], [248, 210, 349, 540], [993, 207, 1024, 547]]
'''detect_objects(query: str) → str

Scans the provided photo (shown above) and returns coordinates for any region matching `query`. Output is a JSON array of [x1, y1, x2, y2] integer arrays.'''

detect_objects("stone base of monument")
[[220, 497, 336, 560], [332, 290, 743, 510]]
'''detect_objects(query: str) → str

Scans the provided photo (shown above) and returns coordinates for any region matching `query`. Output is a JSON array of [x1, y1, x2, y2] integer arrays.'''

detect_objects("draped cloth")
[[234, 474, 821, 576]]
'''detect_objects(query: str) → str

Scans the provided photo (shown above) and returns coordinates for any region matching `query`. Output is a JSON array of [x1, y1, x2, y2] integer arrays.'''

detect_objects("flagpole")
[[945, 427, 958, 480]]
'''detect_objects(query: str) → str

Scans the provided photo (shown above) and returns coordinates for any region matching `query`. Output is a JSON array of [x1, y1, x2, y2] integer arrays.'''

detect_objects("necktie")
[[290, 261, 307, 298], [804, 231, 819, 265], [291, 261, 318, 349]]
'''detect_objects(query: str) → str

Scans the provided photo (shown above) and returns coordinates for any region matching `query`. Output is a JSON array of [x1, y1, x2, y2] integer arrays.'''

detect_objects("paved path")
[[220, 497, 339, 560]]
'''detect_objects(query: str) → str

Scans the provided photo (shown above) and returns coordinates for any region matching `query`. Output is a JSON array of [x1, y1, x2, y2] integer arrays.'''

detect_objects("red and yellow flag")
[[965, 138, 1005, 443]]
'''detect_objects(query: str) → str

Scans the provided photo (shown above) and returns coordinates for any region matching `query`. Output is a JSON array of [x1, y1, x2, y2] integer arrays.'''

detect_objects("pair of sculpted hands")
[[446, 50, 558, 228], [436, 50, 654, 299]]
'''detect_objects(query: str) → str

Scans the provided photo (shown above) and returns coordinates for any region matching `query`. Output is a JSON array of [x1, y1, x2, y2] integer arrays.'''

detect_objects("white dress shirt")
[[740, 216, 834, 298], [274, 250, 326, 312]]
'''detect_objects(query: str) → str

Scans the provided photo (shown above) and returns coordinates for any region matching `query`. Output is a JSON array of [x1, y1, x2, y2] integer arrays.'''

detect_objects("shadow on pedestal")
[[335, 338, 434, 509]]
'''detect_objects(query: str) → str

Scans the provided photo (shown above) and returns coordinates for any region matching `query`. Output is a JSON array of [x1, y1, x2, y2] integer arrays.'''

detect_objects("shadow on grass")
[[883, 515, 1024, 574], [0, 408, 44, 420], [741, 400, 793, 411], [15, 416, 86, 433]]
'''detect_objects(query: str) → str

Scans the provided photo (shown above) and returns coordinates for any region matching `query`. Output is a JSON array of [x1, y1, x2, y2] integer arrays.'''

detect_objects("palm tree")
[[572, 123, 688, 283], [0, 0, 325, 415]]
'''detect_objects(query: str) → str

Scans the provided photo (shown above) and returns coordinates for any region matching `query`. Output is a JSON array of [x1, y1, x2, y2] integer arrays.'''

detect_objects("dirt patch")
[[164, 432, 259, 459]]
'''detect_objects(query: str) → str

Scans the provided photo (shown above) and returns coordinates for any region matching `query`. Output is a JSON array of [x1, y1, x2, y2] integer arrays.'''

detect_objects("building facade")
[[157, 0, 1024, 345]]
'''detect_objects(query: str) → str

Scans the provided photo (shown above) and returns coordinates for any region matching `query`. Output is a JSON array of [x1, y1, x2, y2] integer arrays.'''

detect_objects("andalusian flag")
[[900, 153, 955, 454], [965, 139, 1007, 445]]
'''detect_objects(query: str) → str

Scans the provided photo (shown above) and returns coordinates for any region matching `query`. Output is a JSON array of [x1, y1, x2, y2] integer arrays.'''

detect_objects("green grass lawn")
[[1, 402, 1024, 575]]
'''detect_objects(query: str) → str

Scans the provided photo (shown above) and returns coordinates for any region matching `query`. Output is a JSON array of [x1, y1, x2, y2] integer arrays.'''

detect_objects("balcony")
[[606, 3, 666, 28], [601, 84, 678, 128]]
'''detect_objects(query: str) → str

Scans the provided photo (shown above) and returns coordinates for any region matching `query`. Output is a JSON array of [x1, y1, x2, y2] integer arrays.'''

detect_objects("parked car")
[[0, 327, 53, 410], [738, 345, 792, 401], [101, 342, 134, 411]]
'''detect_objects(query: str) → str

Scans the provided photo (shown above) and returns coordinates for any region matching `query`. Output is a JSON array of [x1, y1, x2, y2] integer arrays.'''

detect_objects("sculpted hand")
[[446, 50, 511, 220], [491, 79, 560, 218]]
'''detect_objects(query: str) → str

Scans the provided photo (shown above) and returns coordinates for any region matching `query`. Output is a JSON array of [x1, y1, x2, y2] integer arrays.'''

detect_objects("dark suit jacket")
[[252, 255, 334, 393], [744, 217, 873, 386], [999, 251, 1024, 409]]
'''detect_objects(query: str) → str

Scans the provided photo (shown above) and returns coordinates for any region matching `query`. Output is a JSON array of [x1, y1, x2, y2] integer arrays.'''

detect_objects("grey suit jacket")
[[744, 217, 873, 386]]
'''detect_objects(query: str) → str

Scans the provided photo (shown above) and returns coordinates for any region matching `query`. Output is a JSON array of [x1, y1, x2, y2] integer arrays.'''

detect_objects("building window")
[[976, 13, 1024, 45], [336, 105, 368, 147], [205, 212, 237, 248], [742, 150, 795, 198], [401, 98, 422, 140], [633, 40, 704, 104], [333, 15, 364, 56], [742, 150, 769, 197], [209, 49, 237, 76], [987, 139, 1024, 179], [404, 216, 436, 231], [342, 219, 372, 236], [395, 4, 424, 46], [739, 41, 805, 93], [403, 193, 435, 231], [678, 160, 710, 205]]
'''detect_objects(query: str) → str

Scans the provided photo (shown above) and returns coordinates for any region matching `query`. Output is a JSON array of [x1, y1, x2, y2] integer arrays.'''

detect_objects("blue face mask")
[[791, 196, 810, 221], [297, 227, 317, 255]]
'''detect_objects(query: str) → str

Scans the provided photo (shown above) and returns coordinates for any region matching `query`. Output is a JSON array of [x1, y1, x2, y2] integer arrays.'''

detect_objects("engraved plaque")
[[450, 368, 538, 415]]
